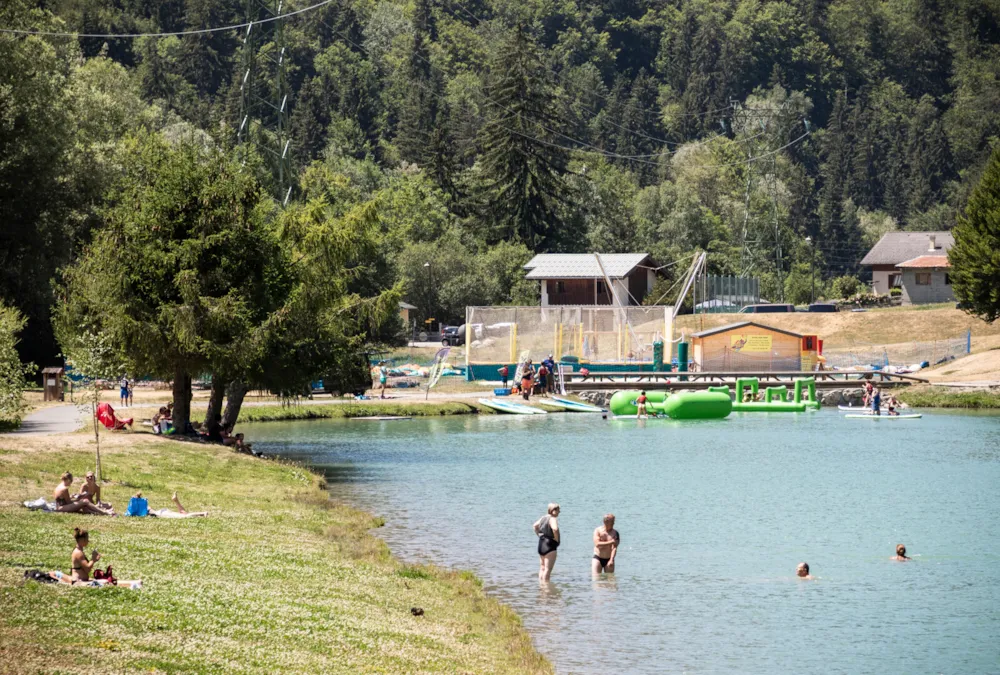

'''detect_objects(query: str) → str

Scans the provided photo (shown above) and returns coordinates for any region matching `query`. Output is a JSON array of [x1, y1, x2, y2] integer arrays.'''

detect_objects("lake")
[[246, 409, 1000, 674]]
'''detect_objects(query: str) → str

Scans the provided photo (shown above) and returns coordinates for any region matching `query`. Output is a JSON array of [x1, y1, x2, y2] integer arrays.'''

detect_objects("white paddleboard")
[[838, 405, 867, 412], [546, 396, 606, 413], [845, 413, 922, 419], [478, 398, 548, 415]]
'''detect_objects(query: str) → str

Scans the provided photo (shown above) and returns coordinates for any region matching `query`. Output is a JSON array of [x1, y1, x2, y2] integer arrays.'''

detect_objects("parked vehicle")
[[441, 325, 466, 346], [807, 303, 840, 312], [738, 303, 795, 313]]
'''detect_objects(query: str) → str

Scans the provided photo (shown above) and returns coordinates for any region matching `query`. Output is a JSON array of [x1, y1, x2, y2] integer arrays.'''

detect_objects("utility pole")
[[236, 0, 293, 205], [806, 236, 815, 303]]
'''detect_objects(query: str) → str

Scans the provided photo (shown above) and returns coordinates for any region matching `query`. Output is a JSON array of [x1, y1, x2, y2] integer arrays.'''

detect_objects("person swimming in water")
[[892, 544, 911, 561], [796, 562, 814, 580], [533, 503, 560, 581], [592, 514, 620, 574]]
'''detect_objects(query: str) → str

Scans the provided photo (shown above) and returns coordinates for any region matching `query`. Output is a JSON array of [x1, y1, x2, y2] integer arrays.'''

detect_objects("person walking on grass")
[[119, 375, 130, 407], [533, 503, 560, 581]]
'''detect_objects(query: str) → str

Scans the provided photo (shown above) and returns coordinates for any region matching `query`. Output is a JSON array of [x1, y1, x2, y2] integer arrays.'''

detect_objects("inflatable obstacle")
[[608, 390, 732, 420], [728, 377, 820, 412]]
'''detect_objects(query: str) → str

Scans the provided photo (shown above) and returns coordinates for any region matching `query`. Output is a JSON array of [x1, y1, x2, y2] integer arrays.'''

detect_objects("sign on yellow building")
[[730, 334, 772, 353]]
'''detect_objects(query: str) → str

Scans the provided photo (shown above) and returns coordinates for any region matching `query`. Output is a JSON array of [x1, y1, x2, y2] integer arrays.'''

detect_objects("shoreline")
[[0, 431, 551, 673]]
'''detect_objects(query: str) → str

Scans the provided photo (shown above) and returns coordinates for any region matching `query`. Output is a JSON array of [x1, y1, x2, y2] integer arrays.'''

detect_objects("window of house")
[[945, 274, 951, 286], [596, 280, 606, 294], [555, 281, 566, 294], [915, 273, 932, 286], [889, 273, 901, 288]]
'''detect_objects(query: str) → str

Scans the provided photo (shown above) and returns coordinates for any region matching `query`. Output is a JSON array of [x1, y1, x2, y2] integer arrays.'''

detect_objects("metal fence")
[[465, 306, 672, 365], [823, 333, 971, 370], [694, 275, 761, 314]]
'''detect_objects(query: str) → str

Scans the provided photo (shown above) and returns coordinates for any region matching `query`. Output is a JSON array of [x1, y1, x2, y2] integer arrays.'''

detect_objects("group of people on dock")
[[503, 355, 557, 401]]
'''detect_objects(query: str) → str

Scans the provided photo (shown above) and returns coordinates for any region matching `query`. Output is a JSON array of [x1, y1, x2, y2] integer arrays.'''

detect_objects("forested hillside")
[[3, 0, 999, 366]]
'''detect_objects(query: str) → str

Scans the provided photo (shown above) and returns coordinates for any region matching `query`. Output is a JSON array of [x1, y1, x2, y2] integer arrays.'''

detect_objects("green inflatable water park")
[[609, 390, 732, 419]]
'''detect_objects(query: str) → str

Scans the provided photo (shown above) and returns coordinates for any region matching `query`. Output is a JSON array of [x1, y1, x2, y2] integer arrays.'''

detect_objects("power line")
[[0, 0, 336, 38]]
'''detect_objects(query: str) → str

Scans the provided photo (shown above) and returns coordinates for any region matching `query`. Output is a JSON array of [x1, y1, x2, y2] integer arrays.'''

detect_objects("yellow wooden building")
[[689, 321, 820, 372]]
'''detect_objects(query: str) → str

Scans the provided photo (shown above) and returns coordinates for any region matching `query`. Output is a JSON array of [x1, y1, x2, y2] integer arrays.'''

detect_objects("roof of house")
[[523, 253, 650, 279], [690, 321, 803, 340], [860, 231, 953, 266], [398, 301, 418, 310], [896, 255, 951, 269]]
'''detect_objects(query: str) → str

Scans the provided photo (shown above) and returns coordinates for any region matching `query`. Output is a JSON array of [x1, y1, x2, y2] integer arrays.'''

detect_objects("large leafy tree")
[[949, 147, 1000, 322], [476, 25, 570, 250], [57, 132, 289, 433]]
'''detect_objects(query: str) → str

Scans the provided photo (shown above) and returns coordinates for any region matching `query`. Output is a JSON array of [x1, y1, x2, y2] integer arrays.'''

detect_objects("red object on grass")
[[96, 402, 132, 431]]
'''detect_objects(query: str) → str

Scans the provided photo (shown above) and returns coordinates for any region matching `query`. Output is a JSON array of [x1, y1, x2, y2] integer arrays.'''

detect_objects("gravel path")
[[4, 405, 83, 436]]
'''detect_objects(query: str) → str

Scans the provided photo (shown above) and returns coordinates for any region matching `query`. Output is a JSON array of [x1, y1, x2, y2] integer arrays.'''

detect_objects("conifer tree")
[[948, 147, 1000, 322], [477, 26, 569, 250]]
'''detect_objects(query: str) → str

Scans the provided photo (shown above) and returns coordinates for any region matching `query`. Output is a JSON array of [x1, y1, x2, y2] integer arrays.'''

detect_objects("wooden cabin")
[[689, 321, 820, 372]]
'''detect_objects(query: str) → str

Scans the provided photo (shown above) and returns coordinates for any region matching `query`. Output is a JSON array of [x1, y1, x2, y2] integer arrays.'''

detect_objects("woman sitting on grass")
[[53, 472, 114, 516], [76, 471, 113, 512], [50, 528, 142, 588]]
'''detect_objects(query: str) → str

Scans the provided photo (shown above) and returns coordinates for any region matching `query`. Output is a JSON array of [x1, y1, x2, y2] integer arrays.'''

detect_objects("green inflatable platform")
[[609, 390, 732, 419]]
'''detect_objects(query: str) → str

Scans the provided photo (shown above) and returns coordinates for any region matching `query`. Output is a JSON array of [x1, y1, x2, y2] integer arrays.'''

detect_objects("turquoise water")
[[246, 410, 1000, 673]]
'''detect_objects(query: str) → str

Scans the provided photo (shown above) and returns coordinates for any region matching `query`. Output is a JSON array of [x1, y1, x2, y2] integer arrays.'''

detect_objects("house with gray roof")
[[860, 232, 954, 304], [523, 253, 655, 306]]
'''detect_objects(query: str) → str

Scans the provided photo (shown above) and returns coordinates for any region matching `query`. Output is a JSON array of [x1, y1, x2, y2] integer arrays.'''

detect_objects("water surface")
[[247, 410, 1000, 673]]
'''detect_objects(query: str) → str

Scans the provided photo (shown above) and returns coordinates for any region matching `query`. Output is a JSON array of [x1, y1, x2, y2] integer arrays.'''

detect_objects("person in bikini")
[[892, 544, 911, 561], [53, 472, 113, 516], [592, 513, 620, 574], [150, 491, 209, 518], [76, 471, 114, 513], [51, 527, 141, 587]]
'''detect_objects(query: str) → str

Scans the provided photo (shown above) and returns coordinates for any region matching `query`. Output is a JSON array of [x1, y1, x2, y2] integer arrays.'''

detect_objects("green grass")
[[0, 435, 549, 674], [898, 385, 1000, 409]]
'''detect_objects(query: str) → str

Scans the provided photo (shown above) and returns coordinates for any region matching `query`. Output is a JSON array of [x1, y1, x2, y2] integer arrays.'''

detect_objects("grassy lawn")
[[0, 433, 548, 674], [236, 400, 492, 422], [898, 385, 1000, 409]]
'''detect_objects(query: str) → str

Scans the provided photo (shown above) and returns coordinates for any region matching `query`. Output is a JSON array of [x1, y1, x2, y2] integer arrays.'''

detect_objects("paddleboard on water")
[[611, 414, 669, 420], [838, 405, 867, 412], [845, 413, 922, 419], [351, 416, 412, 421], [478, 398, 548, 415], [545, 396, 606, 413]]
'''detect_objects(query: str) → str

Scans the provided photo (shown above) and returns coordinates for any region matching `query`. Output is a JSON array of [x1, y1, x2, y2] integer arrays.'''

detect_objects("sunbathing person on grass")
[[75, 471, 113, 512], [53, 472, 114, 516], [126, 491, 208, 518], [49, 527, 142, 588]]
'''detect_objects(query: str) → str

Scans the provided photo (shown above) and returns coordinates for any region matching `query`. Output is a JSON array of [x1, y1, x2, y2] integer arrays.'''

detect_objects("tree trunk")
[[221, 380, 248, 430], [172, 368, 192, 434], [205, 373, 226, 436]]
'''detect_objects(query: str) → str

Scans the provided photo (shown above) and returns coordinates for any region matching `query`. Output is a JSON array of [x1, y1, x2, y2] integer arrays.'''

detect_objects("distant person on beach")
[[127, 381, 134, 407], [871, 388, 882, 416], [119, 375, 130, 407], [892, 544, 910, 561], [533, 503, 560, 581], [796, 562, 814, 580], [378, 362, 389, 399], [521, 361, 534, 401], [498, 365, 509, 389], [543, 355, 556, 393], [592, 514, 620, 574], [537, 363, 549, 396], [53, 473, 113, 516], [636, 391, 648, 418]]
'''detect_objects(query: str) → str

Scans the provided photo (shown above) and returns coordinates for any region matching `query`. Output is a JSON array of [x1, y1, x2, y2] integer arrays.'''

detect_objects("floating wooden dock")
[[562, 370, 928, 392]]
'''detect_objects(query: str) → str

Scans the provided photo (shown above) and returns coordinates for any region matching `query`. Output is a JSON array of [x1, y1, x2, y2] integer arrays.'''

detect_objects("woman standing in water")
[[533, 503, 560, 581]]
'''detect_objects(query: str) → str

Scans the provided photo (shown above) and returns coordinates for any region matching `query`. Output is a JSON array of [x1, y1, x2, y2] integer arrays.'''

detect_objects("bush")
[[890, 287, 902, 297], [830, 275, 864, 299]]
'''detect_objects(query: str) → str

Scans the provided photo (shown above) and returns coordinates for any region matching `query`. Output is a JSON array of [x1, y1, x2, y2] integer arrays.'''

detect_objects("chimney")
[[928, 234, 936, 251]]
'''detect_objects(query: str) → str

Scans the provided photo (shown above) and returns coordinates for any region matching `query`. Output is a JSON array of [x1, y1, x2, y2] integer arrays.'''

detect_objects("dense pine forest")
[[3, 0, 1000, 368]]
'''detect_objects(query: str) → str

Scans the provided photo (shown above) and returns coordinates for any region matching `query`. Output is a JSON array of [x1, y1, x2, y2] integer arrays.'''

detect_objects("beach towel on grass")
[[125, 496, 148, 517], [23, 498, 57, 512]]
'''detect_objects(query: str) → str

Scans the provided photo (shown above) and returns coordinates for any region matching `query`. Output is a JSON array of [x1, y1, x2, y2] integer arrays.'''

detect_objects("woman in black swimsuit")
[[533, 503, 560, 581]]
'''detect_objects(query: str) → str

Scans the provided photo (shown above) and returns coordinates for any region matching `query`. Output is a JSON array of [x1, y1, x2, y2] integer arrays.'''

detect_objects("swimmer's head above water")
[[797, 562, 810, 578], [895, 544, 909, 559]]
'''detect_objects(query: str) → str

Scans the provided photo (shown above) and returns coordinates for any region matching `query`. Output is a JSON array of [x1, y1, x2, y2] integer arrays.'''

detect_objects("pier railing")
[[562, 370, 928, 391]]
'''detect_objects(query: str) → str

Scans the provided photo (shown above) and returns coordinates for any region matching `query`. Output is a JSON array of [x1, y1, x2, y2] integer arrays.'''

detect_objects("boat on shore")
[[540, 396, 606, 413]]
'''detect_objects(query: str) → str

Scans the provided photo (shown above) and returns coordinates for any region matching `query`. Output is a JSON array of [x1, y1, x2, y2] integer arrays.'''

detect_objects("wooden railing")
[[563, 370, 927, 391]]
